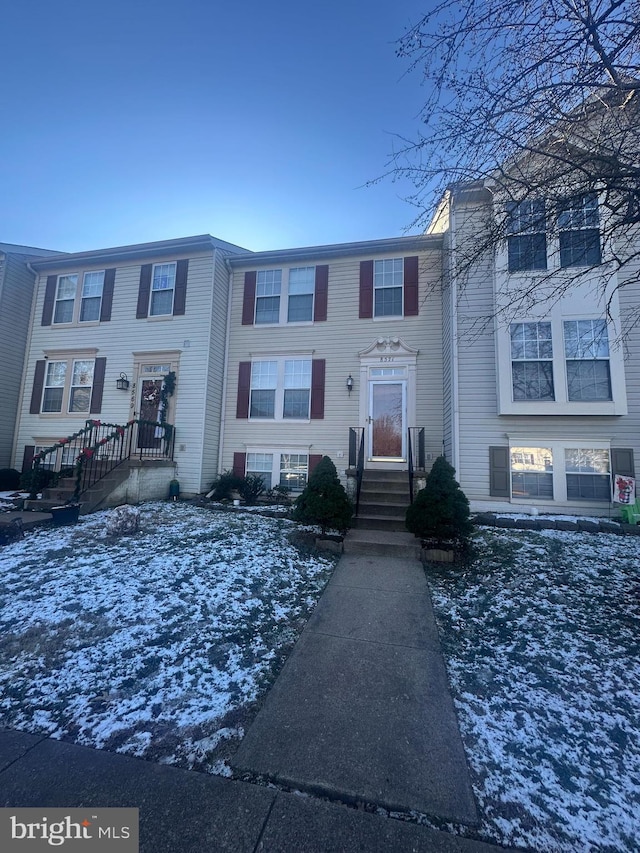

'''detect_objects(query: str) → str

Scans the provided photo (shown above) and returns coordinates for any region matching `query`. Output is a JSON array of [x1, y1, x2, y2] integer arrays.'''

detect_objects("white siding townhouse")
[[12, 234, 248, 496]]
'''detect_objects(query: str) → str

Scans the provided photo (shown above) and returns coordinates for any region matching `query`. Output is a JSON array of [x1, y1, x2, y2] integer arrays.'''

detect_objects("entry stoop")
[[344, 528, 421, 559], [353, 469, 411, 532]]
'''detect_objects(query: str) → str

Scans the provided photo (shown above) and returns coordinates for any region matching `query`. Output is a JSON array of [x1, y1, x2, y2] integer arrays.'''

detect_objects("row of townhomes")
[[4, 105, 639, 517]]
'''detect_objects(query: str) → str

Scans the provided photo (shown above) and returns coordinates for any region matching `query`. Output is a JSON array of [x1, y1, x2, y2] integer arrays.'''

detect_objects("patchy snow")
[[428, 526, 640, 853], [0, 502, 336, 772]]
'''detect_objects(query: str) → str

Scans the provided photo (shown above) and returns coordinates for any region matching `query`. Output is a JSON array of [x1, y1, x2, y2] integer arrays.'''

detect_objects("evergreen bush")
[[292, 456, 353, 535], [405, 455, 473, 545], [209, 470, 246, 500], [19, 466, 55, 499], [0, 468, 21, 490], [238, 474, 266, 505]]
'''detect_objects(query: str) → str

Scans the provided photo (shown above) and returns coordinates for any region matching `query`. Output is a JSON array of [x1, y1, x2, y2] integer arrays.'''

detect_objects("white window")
[[245, 451, 309, 492], [510, 446, 554, 499], [246, 452, 273, 490], [41, 359, 95, 414], [53, 275, 78, 324], [510, 322, 554, 401], [42, 361, 67, 412], [254, 268, 317, 325], [150, 263, 176, 316], [565, 448, 611, 501], [287, 267, 315, 322], [558, 193, 601, 267], [80, 271, 104, 322], [506, 200, 547, 272], [563, 320, 611, 401], [34, 443, 77, 470], [374, 258, 403, 317], [255, 270, 282, 324], [250, 359, 311, 420]]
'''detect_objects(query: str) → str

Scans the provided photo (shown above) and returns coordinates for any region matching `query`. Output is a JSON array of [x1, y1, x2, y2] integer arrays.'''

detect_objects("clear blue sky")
[[0, 1, 432, 253]]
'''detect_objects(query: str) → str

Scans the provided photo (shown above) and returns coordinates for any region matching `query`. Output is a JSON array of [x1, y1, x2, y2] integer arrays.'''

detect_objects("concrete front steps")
[[344, 528, 421, 559], [352, 469, 411, 532], [25, 463, 131, 515]]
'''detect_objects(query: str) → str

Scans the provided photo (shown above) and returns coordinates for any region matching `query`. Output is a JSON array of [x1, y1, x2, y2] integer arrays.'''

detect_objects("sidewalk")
[[0, 544, 516, 852]]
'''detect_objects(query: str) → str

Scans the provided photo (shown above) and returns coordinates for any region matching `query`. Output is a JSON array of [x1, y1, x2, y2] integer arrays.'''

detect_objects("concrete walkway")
[[0, 542, 517, 852]]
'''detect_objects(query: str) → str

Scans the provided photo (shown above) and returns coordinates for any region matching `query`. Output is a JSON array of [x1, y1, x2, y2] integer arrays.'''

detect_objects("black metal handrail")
[[408, 427, 425, 505], [349, 427, 366, 515], [32, 418, 175, 503]]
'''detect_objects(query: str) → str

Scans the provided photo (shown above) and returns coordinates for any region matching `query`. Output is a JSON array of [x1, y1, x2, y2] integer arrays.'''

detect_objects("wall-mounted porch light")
[[346, 375, 354, 396], [116, 372, 130, 391]]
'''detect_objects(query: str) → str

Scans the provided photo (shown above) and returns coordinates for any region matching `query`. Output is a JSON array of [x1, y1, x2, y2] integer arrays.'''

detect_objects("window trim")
[[149, 262, 177, 317], [373, 258, 404, 318], [249, 357, 313, 421], [510, 321, 555, 401], [558, 193, 601, 268], [506, 199, 547, 272], [252, 267, 318, 326], [50, 271, 107, 326], [245, 448, 311, 493], [40, 357, 95, 415]]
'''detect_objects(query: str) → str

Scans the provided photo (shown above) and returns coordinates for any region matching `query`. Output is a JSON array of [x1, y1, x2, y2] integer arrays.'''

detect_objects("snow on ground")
[[0, 502, 336, 771], [428, 526, 640, 853]]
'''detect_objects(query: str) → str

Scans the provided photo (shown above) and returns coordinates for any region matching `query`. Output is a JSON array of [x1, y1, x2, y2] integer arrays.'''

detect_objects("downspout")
[[217, 257, 234, 474], [449, 199, 461, 476]]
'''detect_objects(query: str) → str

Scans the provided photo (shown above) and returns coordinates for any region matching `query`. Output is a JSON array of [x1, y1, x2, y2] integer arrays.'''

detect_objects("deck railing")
[[407, 427, 425, 504], [348, 427, 366, 515]]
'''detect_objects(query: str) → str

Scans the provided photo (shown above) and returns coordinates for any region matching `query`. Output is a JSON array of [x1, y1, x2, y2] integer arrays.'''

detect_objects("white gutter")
[[449, 199, 461, 476], [11, 262, 40, 468], [217, 258, 234, 474]]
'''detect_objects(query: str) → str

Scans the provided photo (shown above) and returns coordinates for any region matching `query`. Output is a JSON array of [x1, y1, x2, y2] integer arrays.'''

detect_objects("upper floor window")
[[249, 359, 312, 419], [255, 270, 282, 324], [248, 267, 323, 325], [563, 319, 611, 401], [41, 359, 94, 413], [373, 259, 403, 317], [150, 263, 176, 316], [558, 193, 601, 267], [80, 271, 104, 322], [54, 275, 77, 323], [287, 267, 315, 322], [510, 322, 554, 401], [506, 200, 547, 272]]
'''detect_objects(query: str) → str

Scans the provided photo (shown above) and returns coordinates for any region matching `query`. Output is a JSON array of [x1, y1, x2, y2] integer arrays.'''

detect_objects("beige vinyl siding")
[[453, 198, 640, 513], [221, 249, 444, 483], [200, 251, 232, 492], [13, 250, 221, 495], [0, 254, 37, 467]]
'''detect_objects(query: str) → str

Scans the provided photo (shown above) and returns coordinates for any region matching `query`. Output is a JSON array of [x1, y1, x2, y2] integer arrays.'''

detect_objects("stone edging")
[[472, 513, 640, 536]]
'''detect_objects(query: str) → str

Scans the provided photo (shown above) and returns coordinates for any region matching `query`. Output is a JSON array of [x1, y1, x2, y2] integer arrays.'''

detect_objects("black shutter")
[[89, 357, 107, 414], [236, 362, 251, 419], [100, 268, 116, 322], [30, 361, 46, 414], [242, 272, 257, 325], [41, 275, 57, 325], [173, 259, 188, 315], [136, 264, 152, 318], [22, 445, 35, 473], [489, 446, 510, 497]]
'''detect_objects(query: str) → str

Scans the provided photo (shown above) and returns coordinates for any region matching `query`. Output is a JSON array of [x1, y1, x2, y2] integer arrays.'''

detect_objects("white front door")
[[368, 380, 406, 461]]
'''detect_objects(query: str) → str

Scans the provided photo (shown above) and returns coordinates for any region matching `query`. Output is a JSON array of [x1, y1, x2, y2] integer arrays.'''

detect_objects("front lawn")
[[428, 526, 640, 853], [0, 502, 336, 772]]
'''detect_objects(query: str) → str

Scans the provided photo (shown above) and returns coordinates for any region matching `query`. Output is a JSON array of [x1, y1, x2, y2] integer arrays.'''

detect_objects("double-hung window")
[[510, 446, 554, 499], [150, 263, 176, 316], [41, 359, 94, 413], [510, 322, 554, 401], [246, 451, 309, 491], [565, 449, 611, 500], [506, 200, 547, 272], [255, 270, 282, 324], [80, 271, 104, 321], [373, 259, 403, 317], [564, 319, 611, 401], [287, 268, 315, 322], [249, 359, 312, 420], [558, 193, 601, 267], [53, 275, 78, 323]]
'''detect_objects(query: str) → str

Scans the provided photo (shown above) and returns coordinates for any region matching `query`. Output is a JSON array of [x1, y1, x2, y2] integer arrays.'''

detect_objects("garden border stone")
[[472, 512, 638, 536]]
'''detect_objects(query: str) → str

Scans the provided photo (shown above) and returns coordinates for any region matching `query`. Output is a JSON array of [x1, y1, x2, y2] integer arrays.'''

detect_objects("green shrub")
[[292, 456, 353, 535], [238, 474, 266, 505], [209, 471, 245, 500], [19, 466, 56, 498], [0, 468, 21, 490], [405, 455, 473, 545]]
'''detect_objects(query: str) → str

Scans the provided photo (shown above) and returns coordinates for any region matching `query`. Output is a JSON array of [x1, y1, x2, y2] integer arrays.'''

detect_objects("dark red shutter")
[[314, 265, 328, 321], [41, 275, 57, 325], [236, 362, 251, 418], [310, 359, 325, 419], [242, 272, 257, 325], [100, 268, 115, 322], [359, 260, 373, 318], [308, 454, 322, 475], [136, 264, 152, 318], [22, 445, 35, 473], [89, 357, 107, 414], [403, 256, 419, 316], [173, 259, 189, 316], [30, 360, 46, 414], [233, 452, 246, 478]]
